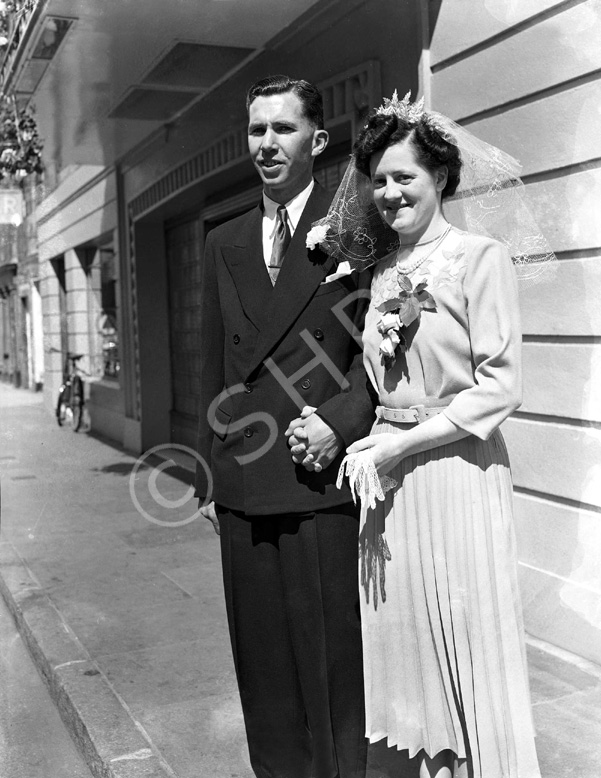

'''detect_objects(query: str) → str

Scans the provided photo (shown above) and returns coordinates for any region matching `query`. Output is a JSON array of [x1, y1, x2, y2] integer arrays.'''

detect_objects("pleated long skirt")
[[359, 420, 541, 778]]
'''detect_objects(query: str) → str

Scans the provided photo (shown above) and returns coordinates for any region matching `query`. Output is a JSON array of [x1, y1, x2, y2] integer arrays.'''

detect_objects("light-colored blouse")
[[363, 227, 522, 441]]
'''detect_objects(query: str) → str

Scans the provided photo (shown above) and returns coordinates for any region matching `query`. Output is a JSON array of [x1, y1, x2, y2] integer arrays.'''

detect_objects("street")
[[0, 590, 92, 777], [0, 382, 252, 778], [1, 383, 601, 777]]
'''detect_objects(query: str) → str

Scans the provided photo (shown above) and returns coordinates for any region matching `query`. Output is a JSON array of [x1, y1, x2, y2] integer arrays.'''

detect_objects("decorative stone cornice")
[[129, 61, 381, 220]]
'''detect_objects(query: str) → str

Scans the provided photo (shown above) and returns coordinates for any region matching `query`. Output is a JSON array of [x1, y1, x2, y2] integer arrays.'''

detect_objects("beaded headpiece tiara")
[[373, 90, 454, 140], [375, 90, 425, 124]]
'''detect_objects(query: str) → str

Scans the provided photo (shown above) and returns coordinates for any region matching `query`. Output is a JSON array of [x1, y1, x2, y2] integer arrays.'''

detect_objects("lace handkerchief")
[[336, 451, 397, 509]]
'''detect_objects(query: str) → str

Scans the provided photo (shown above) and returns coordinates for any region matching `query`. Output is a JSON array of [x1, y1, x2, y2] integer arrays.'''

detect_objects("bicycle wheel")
[[71, 378, 84, 432], [56, 386, 68, 426]]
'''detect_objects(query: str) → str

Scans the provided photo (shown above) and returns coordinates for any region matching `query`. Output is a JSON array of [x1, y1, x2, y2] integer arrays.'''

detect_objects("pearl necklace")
[[396, 224, 452, 275], [399, 225, 451, 248]]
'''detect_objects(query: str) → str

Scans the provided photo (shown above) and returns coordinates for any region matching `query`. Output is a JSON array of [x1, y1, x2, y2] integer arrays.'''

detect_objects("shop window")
[[51, 255, 68, 362], [98, 248, 119, 379], [81, 245, 120, 380]]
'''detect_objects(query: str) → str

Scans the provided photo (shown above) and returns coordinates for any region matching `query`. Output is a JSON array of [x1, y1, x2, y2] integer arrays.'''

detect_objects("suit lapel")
[[220, 206, 272, 330], [249, 184, 334, 371]]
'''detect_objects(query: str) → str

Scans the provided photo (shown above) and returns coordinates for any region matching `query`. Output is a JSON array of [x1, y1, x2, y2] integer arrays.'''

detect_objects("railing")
[[0, 0, 43, 93]]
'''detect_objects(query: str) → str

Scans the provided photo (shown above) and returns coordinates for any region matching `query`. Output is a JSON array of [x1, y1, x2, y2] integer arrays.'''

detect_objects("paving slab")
[[527, 638, 601, 778]]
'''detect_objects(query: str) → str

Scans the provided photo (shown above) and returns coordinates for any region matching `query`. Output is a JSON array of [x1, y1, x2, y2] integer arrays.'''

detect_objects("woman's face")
[[369, 138, 446, 241]]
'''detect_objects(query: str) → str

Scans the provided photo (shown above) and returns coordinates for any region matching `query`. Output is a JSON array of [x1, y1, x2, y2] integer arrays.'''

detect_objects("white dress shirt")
[[262, 180, 315, 266]]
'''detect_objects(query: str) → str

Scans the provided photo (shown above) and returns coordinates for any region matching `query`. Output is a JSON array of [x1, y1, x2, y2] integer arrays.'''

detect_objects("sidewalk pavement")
[[0, 586, 93, 777], [1, 382, 600, 778]]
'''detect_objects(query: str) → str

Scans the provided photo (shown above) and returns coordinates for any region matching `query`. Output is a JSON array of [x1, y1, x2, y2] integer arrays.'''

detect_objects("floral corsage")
[[306, 223, 329, 250], [376, 275, 436, 370]]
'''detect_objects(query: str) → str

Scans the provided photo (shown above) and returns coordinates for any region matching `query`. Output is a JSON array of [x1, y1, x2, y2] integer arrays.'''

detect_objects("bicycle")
[[56, 353, 86, 431]]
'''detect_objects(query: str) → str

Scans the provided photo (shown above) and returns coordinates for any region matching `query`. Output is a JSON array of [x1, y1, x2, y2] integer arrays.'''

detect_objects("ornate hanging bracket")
[[0, 0, 36, 47], [0, 93, 43, 180], [0, 1, 43, 180]]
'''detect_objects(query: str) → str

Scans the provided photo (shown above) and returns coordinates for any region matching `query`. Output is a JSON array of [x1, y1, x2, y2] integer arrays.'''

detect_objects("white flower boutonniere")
[[306, 224, 329, 250]]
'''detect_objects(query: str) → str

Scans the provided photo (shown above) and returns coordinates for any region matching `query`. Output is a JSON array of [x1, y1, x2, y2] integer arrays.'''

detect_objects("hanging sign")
[[0, 189, 23, 224]]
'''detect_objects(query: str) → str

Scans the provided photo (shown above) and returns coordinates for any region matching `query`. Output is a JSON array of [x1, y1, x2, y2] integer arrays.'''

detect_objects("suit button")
[[301, 379, 311, 390], [233, 334, 240, 344], [244, 383, 253, 393], [244, 427, 253, 437], [313, 328, 324, 341]]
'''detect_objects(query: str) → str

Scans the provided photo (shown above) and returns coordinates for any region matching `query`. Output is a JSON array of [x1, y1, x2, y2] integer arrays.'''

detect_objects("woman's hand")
[[347, 433, 405, 476], [348, 415, 469, 477]]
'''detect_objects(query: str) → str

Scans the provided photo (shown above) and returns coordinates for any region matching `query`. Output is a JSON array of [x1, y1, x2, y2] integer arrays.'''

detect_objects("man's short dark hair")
[[246, 75, 324, 129]]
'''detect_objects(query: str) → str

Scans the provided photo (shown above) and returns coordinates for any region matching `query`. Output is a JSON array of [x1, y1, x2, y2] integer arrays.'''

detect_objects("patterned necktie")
[[268, 205, 292, 285]]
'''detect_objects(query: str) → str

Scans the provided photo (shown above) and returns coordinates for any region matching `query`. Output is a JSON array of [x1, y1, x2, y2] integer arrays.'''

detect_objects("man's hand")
[[199, 501, 220, 535], [285, 406, 342, 472]]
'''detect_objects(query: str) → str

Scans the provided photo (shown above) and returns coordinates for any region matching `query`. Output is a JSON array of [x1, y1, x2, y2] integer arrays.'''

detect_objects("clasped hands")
[[285, 407, 404, 475], [201, 407, 343, 536], [285, 406, 343, 472], [202, 410, 406, 535]]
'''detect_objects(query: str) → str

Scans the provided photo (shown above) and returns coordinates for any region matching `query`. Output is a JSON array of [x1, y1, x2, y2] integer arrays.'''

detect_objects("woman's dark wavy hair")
[[353, 112, 462, 200], [246, 75, 324, 129]]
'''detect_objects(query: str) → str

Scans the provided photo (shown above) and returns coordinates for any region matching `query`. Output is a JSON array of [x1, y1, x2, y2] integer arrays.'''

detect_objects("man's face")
[[248, 91, 328, 204]]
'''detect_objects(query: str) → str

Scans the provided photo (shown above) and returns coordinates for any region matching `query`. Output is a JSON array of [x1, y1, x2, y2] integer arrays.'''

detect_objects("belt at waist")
[[376, 404, 449, 424]]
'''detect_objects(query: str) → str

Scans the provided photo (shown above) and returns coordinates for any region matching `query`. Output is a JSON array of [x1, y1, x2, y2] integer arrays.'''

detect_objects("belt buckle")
[[409, 404, 427, 423]]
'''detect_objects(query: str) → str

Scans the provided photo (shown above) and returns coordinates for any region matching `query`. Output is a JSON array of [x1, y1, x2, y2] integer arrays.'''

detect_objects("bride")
[[290, 92, 553, 778]]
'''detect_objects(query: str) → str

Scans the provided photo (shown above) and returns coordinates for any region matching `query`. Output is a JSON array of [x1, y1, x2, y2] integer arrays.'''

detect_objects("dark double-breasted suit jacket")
[[194, 182, 373, 778], [195, 182, 376, 514]]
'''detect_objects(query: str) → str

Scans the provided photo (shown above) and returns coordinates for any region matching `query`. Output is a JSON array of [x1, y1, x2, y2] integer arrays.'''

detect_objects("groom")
[[195, 75, 375, 778]]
